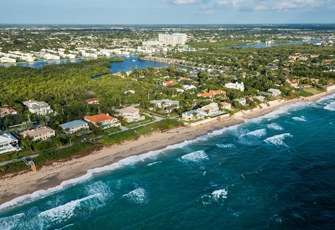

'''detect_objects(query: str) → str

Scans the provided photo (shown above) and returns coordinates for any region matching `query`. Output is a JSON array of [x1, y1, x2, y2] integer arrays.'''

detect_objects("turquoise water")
[[1, 95, 335, 229]]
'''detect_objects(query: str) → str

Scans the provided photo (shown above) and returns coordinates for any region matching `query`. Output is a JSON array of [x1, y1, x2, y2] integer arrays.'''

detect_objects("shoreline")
[[0, 90, 334, 209]]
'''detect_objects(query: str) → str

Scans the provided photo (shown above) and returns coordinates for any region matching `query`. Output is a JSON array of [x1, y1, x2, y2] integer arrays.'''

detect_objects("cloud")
[[165, 0, 334, 11]]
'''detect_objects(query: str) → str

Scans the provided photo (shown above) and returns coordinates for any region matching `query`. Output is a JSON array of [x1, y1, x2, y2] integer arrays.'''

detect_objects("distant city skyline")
[[1, 0, 334, 24]]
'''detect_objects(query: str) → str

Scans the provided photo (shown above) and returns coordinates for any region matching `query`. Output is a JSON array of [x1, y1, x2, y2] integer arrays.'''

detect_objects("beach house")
[[182, 110, 204, 121], [23, 100, 53, 116], [21, 127, 56, 141], [0, 133, 20, 155], [59, 120, 90, 134], [197, 103, 220, 116], [84, 113, 120, 129], [117, 106, 145, 123], [220, 102, 232, 110], [150, 99, 180, 113], [268, 88, 281, 97]]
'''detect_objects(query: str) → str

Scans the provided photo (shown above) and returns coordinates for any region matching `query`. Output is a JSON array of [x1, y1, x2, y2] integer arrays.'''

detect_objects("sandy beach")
[[0, 90, 334, 207]]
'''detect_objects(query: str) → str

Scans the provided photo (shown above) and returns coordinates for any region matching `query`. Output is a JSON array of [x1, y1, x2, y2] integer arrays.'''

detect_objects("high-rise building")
[[158, 33, 187, 46]]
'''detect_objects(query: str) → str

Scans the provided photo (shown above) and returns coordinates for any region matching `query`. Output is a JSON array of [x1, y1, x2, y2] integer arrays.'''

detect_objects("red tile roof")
[[84, 114, 115, 123]]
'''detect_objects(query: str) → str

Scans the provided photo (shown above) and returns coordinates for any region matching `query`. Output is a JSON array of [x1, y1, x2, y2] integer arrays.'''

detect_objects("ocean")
[[1, 95, 335, 229]]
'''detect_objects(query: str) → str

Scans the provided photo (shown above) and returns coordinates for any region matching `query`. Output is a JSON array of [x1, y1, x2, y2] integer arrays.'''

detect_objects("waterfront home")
[[117, 106, 145, 123], [21, 127, 56, 141], [84, 113, 120, 129], [253, 96, 266, 102], [182, 110, 204, 121], [0, 107, 17, 118], [59, 120, 89, 134], [197, 103, 220, 116], [85, 98, 99, 105], [23, 100, 53, 116], [234, 98, 247, 106], [220, 102, 232, 110], [0, 133, 20, 155], [224, 82, 245, 92], [150, 99, 179, 109], [268, 88, 281, 97]]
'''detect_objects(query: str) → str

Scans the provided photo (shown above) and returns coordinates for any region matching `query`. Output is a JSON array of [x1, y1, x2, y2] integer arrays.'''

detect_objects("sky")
[[0, 0, 334, 24]]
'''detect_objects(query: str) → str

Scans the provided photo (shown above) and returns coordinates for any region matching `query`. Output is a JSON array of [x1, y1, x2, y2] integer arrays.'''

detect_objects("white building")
[[0, 133, 20, 155], [21, 127, 56, 141], [0, 57, 16, 63], [158, 33, 187, 46], [268, 88, 281, 97], [150, 99, 179, 108], [182, 110, 204, 121], [197, 103, 220, 116], [23, 100, 54, 116], [224, 82, 245, 92], [117, 106, 145, 123], [234, 98, 247, 106], [182, 85, 197, 90]]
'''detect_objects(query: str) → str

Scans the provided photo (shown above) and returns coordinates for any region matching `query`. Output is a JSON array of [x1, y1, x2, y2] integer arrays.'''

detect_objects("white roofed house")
[[117, 106, 145, 123], [0, 133, 20, 155], [59, 120, 89, 134], [150, 99, 180, 113], [224, 82, 245, 92], [234, 98, 247, 106], [21, 127, 56, 141], [268, 88, 281, 97], [23, 100, 53, 116], [182, 110, 204, 121], [197, 103, 220, 116]]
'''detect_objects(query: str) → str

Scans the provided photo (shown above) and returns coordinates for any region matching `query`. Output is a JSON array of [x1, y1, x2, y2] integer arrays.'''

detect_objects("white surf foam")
[[317, 93, 335, 103], [123, 188, 148, 204], [264, 133, 293, 147], [245, 129, 267, 138], [247, 102, 312, 123], [147, 161, 162, 167], [267, 123, 284, 131], [38, 193, 102, 225], [201, 188, 228, 205], [86, 181, 112, 201], [180, 150, 209, 163], [292, 116, 306, 122], [212, 189, 228, 201], [324, 101, 335, 111], [0, 213, 25, 230], [216, 143, 236, 149]]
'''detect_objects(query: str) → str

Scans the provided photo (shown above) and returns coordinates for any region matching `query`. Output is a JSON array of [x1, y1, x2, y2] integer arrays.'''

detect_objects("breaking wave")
[[123, 188, 148, 204], [180, 150, 209, 163], [324, 101, 335, 111], [0, 213, 25, 230], [292, 116, 306, 122], [201, 188, 228, 205], [264, 133, 293, 147], [216, 144, 236, 149], [245, 129, 267, 138], [267, 123, 284, 131]]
